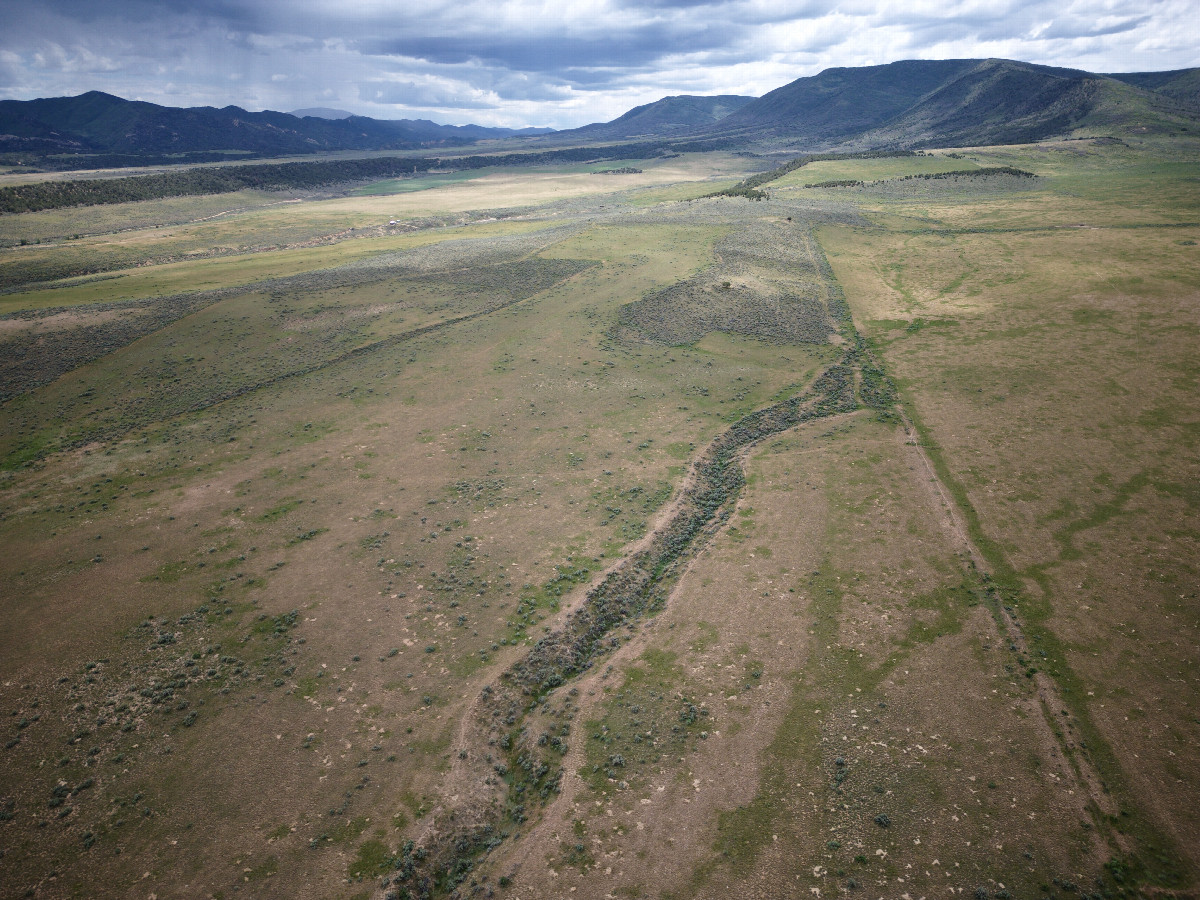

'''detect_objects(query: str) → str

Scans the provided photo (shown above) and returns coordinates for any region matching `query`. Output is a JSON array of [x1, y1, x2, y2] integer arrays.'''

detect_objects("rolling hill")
[[2, 58, 1198, 171], [1108, 67, 1200, 110], [289, 107, 356, 119], [554, 94, 754, 141], [695, 58, 1200, 149], [0, 91, 550, 164]]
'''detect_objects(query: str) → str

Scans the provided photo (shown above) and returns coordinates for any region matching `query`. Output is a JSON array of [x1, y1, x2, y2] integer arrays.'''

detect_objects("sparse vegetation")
[[707, 150, 919, 199], [1, 133, 1197, 900]]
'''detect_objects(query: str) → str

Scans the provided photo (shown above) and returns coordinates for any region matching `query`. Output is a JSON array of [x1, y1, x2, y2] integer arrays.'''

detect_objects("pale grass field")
[[0, 141, 1197, 899], [817, 138, 1200, 890]]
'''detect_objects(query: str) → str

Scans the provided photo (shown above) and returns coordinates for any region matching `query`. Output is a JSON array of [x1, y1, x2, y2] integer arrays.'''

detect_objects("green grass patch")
[[899, 580, 976, 646], [328, 816, 369, 844], [257, 498, 304, 522], [352, 171, 487, 195], [243, 855, 278, 881], [775, 155, 981, 188], [286, 528, 327, 546], [349, 839, 392, 877], [900, 400, 1190, 890], [582, 649, 707, 792], [506, 551, 601, 641], [139, 560, 190, 584]]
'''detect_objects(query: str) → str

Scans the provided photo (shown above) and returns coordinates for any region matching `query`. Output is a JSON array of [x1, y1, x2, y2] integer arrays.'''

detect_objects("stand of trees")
[[707, 150, 918, 199], [0, 139, 737, 214]]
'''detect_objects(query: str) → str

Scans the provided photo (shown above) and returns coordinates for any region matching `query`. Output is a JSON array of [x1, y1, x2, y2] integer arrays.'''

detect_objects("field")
[[1, 137, 1197, 900]]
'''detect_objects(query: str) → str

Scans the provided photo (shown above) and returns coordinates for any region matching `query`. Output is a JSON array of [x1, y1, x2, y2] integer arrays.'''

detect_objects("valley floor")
[[1, 139, 1197, 899]]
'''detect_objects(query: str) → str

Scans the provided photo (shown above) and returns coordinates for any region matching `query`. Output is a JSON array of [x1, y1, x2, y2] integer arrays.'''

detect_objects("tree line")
[[706, 150, 919, 199], [0, 139, 735, 214]]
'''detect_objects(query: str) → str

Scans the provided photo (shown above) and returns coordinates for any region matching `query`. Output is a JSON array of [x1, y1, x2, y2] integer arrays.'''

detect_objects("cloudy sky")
[[1, 0, 1196, 128]]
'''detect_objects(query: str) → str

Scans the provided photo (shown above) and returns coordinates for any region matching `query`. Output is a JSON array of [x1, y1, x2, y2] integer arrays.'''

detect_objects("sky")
[[1, 0, 1197, 129]]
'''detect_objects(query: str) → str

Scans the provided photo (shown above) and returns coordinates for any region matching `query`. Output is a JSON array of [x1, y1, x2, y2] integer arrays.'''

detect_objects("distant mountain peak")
[[558, 94, 755, 141], [291, 107, 355, 120], [0, 93, 557, 162], [691, 57, 1200, 149], [2, 58, 1197, 169]]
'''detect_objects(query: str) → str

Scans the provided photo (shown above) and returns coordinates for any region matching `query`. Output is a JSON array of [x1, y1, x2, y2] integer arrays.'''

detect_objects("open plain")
[[1, 137, 1198, 900]]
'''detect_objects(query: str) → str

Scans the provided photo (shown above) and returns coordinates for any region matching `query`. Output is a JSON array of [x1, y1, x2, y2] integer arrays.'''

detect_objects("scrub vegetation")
[[1, 134, 1197, 900]]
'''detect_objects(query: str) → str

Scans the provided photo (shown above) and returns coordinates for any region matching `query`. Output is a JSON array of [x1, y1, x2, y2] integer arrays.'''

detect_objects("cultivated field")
[[1, 138, 1197, 900]]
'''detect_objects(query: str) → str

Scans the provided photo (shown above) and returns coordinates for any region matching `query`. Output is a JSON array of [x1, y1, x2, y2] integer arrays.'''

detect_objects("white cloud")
[[0, 0, 1195, 127]]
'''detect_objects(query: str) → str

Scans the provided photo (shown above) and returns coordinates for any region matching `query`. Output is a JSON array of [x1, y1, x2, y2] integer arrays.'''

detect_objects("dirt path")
[[894, 405, 1121, 863]]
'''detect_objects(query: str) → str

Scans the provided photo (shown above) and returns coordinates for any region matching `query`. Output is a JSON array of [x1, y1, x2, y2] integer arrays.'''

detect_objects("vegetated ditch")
[[383, 344, 891, 899], [362, 209, 888, 899]]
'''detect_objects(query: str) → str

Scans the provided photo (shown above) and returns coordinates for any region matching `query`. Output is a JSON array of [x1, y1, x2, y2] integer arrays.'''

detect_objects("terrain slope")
[[0, 135, 1197, 900], [698, 58, 1200, 148], [5, 58, 1199, 172]]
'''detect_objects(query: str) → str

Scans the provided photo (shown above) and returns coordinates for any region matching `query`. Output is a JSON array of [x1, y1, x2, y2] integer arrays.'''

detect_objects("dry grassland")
[[0, 138, 1196, 900]]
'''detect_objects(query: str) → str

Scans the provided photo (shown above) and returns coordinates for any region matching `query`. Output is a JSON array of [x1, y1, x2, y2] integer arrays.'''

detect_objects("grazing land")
[[1, 136, 1198, 900]]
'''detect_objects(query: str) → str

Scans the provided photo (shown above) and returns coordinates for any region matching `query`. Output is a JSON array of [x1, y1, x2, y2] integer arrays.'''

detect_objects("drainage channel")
[[384, 353, 867, 899]]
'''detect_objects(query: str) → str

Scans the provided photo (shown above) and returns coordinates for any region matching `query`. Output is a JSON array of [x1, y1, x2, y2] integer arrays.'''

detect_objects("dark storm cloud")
[[0, 0, 1195, 127], [364, 24, 737, 77], [1038, 14, 1152, 40]]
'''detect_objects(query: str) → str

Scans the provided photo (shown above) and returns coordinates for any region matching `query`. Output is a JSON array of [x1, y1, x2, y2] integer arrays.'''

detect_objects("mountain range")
[[0, 92, 552, 163], [690, 58, 1200, 149], [558, 95, 755, 142], [552, 58, 1199, 150], [1, 58, 1197, 169]]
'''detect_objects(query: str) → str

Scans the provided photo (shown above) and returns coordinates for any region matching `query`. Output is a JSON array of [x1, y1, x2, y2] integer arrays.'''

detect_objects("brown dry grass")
[[2, 139, 1197, 900], [818, 138, 1200, 891]]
